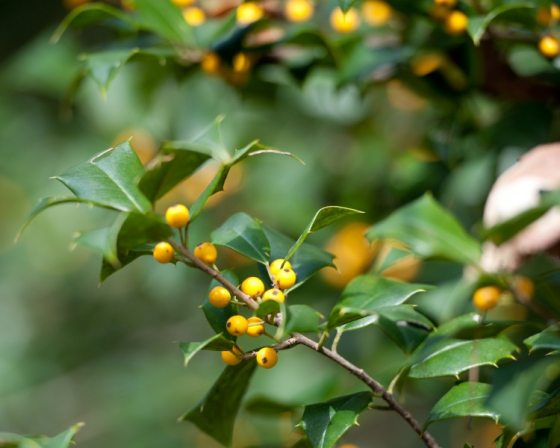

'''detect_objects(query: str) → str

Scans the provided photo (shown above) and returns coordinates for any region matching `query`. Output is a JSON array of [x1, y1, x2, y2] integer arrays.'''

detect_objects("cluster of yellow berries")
[[431, 0, 468, 35], [472, 276, 534, 313], [536, 4, 560, 58], [330, 1, 393, 33], [221, 345, 278, 369]]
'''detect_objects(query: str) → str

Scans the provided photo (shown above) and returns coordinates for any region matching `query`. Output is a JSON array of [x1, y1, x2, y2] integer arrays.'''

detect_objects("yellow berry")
[[208, 286, 231, 308], [262, 288, 285, 303], [256, 347, 278, 368], [226, 315, 248, 336], [330, 7, 360, 33], [246, 316, 265, 337], [411, 52, 444, 76], [182, 6, 206, 26], [434, 0, 456, 7], [233, 52, 251, 73], [444, 10, 468, 35], [221, 346, 243, 365], [236, 2, 264, 25], [537, 5, 560, 26], [362, 1, 392, 26], [165, 204, 190, 228], [201, 52, 221, 74], [269, 259, 292, 277], [539, 35, 560, 58], [473, 286, 501, 312], [153, 241, 174, 263], [194, 242, 218, 264], [275, 268, 297, 290], [285, 0, 314, 23], [172, 0, 194, 6], [513, 276, 534, 302], [241, 277, 265, 298]]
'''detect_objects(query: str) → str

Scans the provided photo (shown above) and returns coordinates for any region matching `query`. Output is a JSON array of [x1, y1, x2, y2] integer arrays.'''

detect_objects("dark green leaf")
[[256, 300, 280, 319], [133, 0, 193, 45], [337, 0, 357, 13], [211, 213, 271, 263], [376, 305, 433, 353], [525, 326, 560, 353], [182, 360, 257, 447], [53, 141, 151, 213], [426, 382, 498, 427], [189, 165, 228, 220], [467, 3, 534, 46], [299, 392, 371, 448], [179, 333, 235, 367], [245, 396, 299, 416], [285, 305, 322, 334], [328, 275, 428, 328], [367, 194, 481, 264]]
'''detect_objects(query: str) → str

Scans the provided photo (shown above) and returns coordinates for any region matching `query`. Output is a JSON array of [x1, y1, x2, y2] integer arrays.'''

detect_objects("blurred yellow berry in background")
[[539, 35, 560, 58], [434, 0, 456, 7], [362, 1, 392, 26], [113, 128, 158, 165], [182, 6, 206, 26], [473, 286, 502, 312], [285, 0, 314, 23], [375, 240, 421, 282], [512, 275, 535, 302], [537, 4, 560, 26], [237, 2, 264, 25], [444, 10, 469, 35], [330, 7, 360, 33], [233, 52, 251, 73], [411, 52, 445, 77], [172, 0, 194, 6]]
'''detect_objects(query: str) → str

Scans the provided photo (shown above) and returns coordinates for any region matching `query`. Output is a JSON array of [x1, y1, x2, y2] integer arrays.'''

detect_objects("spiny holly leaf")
[[181, 360, 257, 447], [285, 206, 364, 262], [0, 423, 84, 448], [211, 213, 271, 263], [467, 3, 534, 46], [328, 275, 428, 328], [41, 423, 84, 448], [426, 382, 499, 428], [298, 392, 372, 448], [179, 333, 235, 367], [53, 141, 151, 213], [202, 271, 239, 336], [525, 325, 560, 353], [409, 338, 517, 379], [367, 194, 481, 265]]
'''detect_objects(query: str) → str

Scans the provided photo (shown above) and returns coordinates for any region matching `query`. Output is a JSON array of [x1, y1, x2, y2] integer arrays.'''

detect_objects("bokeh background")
[[2, 1, 560, 447]]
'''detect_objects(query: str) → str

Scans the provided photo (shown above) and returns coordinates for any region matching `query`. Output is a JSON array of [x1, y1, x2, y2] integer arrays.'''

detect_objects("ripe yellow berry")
[[172, 0, 194, 6], [444, 10, 468, 35], [226, 315, 248, 336], [473, 286, 501, 312], [513, 276, 535, 302], [362, 1, 392, 26], [330, 7, 360, 33], [221, 346, 243, 365], [275, 268, 297, 290], [233, 53, 251, 73], [262, 288, 285, 303], [241, 277, 265, 298], [194, 242, 218, 265], [285, 0, 314, 23], [256, 347, 278, 368], [539, 35, 560, 58], [434, 0, 456, 7], [201, 52, 221, 74], [246, 316, 265, 337], [153, 241, 174, 263], [236, 2, 264, 25], [182, 6, 206, 26], [165, 204, 190, 228], [269, 259, 292, 277], [208, 286, 231, 308]]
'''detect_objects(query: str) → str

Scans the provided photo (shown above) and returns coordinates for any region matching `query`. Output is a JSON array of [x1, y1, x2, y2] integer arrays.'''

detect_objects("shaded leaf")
[[467, 3, 534, 46], [133, 0, 193, 45], [245, 396, 300, 416], [285, 305, 322, 334], [190, 165, 228, 220], [179, 333, 235, 367], [525, 325, 560, 353]]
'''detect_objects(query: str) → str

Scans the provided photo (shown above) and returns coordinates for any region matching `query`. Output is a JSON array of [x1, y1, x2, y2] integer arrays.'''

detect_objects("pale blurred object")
[[113, 128, 158, 165], [481, 143, 560, 272]]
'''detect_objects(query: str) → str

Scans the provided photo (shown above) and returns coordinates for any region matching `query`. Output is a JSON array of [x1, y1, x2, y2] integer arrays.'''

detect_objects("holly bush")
[[9, 0, 560, 447]]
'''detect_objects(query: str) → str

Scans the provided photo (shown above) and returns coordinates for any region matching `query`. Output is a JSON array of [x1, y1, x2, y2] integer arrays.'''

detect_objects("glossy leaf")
[[182, 360, 257, 447], [525, 326, 560, 353], [179, 333, 234, 367], [211, 213, 271, 263], [376, 305, 433, 353], [299, 392, 372, 448], [53, 141, 151, 213], [366, 194, 481, 265], [426, 382, 498, 427], [467, 3, 534, 46], [202, 271, 239, 336], [284, 305, 322, 334], [409, 338, 517, 379], [328, 275, 428, 328], [189, 165, 228, 220]]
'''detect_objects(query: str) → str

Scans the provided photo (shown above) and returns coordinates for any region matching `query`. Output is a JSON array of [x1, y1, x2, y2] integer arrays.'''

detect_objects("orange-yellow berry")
[[153, 241, 174, 263], [236, 2, 264, 25], [246, 316, 265, 337], [444, 10, 468, 35], [226, 315, 248, 336], [201, 52, 221, 74], [537, 5, 560, 26], [221, 346, 243, 365], [262, 288, 285, 303], [275, 268, 297, 290], [194, 242, 218, 264], [182, 6, 206, 26], [256, 347, 278, 368], [362, 1, 392, 26], [330, 7, 360, 33], [539, 35, 560, 58], [269, 259, 292, 277], [165, 204, 190, 228], [513, 276, 534, 302], [172, 0, 194, 6], [473, 286, 501, 312], [434, 0, 456, 7], [241, 277, 265, 298], [233, 52, 251, 73], [285, 0, 314, 23], [208, 286, 231, 308]]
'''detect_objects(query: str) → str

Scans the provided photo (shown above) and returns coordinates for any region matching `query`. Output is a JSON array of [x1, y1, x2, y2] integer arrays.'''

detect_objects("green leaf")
[[256, 300, 280, 319], [467, 3, 534, 46], [328, 275, 428, 328], [53, 141, 151, 213], [201, 271, 239, 336], [245, 396, 300, 416], [337, 0, 357, 13], [367, 194, 481, 265], [41, 423, 84, 448], [409, 338, 517, 379], [133, 0, 193, 45], [138, 141, 213, 203], [182, 360, 257, 447], [285, 305, 322, 334], [0, 423, 84, 448], [426, 382, 498, 428], [189, 165, 229, 220], [525, 326, 560, 353], [179, 333, 235, 367], [211, 213, 271, 263], [299, 392, 372, 448], [376, 305, 433, 353], [75, 226, 119, 266], [285, 206, 364, 262]]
